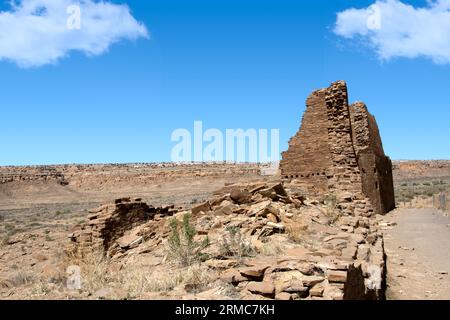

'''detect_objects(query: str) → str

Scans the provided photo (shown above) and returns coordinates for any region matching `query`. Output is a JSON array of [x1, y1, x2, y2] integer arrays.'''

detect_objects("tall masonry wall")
[[281, 81, 395, 215]]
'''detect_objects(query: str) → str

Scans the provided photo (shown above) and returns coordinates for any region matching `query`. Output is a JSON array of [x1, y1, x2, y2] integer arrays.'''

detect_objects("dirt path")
[[383, 208, 450, 300]]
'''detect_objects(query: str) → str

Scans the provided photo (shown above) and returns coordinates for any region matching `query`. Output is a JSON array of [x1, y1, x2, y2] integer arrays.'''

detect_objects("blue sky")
[[0, 0, 449, 165]]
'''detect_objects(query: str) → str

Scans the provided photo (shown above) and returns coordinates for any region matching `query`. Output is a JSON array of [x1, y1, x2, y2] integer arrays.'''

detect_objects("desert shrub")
[[219, 226, 255, 260], [286, 221, 309, 244], [259, 237, 286, 256], [1, 271, 34, 288], [183, 264, 216, 293], [118, 267, 184, 294], [168, 213, 210, 267], [64, 249, 111, 293]]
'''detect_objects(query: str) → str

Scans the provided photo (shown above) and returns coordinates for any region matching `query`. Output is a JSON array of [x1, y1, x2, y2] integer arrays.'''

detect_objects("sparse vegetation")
[[168, 213, 210, 267], [0, 271, 34, 288], [395, 178, 450, 204], [219, 226, 255, 260], [63, 247, 216, 297], [64, 249, 111, 293], [182, 264, 217, 293], [286, 220, 309, 244], [55, 209, 71, 217], [259, 237, 286, 256]]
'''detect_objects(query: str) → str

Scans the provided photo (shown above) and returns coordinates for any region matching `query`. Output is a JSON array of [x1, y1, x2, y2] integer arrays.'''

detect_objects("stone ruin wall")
[[280, 89, 333, 194], [350, 102, 395, 215], [67, 197, 178, 257], [281, 81, 395, 215], [324, 81, 363, 194]]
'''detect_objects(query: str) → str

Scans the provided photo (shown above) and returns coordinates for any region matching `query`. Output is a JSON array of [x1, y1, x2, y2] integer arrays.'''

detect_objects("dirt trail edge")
[[383, 208, 450, 300]]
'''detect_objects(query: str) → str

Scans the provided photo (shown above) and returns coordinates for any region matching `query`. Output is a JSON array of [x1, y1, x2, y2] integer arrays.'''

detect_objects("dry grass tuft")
[[259, 236, 287, 256], [63, 248, 217, 298], [286, 220, 309, 244], [219, 226, 255, 261]]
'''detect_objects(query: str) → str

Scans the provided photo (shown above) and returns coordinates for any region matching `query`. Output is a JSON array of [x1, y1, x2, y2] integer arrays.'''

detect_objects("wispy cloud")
[[334, 0, 450, 64], [0, 0, 149, 68]]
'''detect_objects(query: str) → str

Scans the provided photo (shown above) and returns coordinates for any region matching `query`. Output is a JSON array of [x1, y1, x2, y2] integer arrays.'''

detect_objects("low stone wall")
[[67, 197, 178, 256]]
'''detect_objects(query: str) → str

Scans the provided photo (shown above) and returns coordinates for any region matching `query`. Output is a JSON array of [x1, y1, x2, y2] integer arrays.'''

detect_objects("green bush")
[[168, 213, 209, 267]]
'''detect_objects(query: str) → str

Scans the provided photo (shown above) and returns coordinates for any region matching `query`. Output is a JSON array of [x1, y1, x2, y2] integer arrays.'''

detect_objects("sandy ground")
[[384, 208, 450, 300]]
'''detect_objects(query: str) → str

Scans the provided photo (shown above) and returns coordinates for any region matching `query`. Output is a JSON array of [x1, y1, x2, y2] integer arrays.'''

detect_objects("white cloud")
[[0, 0, 149, 67], [334, 0, 450, 64]]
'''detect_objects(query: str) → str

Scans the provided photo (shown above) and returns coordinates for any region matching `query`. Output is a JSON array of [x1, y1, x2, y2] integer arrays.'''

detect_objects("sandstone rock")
[[351, 234, 365, 244], [116, 234, 143, 249], [357, 244, 370, 261], [302, 276, 325, 287], [220, 269, 249, 284], [266, 222, 285, 232], [266, 213, 279, 223], [309, 285, 324, 297], [230, 189, 252, 205], [93, 287, 128, 300], [247, 282, 275, 298], [258, 183, 288, 201], [281, 280, 309, 296], [355, 227, 369, 236], [191, 201, 211, 215], [239, 265, 270, 279], [210, 195, 230, 207], [275, 292, 293, 300], [214, 203, 236, 216], [337, 192, 353, 203], [327, 238, 348, 250], [249, 184, 268, 194], [285, 212, 294, 219], [341, 245, 358, 261], [205, 259, 239, 270], [247, 200, 272, 217], [327, 270, 347, 283]]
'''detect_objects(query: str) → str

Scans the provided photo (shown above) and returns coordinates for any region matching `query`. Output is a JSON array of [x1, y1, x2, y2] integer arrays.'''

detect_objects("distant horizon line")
[[1, 159, 450, 168]]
